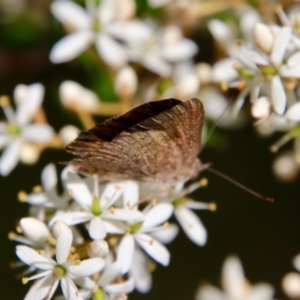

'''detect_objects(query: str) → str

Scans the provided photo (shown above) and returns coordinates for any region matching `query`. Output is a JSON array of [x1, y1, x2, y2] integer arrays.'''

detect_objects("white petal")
[[293, 253, 300, 271], [237, 48, 268, 69], [22, 124, 54, 143], [50, 31, 94, 63], [174, 206, 207, 246], [130, 249, 151, 293], [135, 233, 170, 266], [104, 219, 125, 234], [61, 277, 83, 300], [222, 256, 245, 298], [88, 216, 106, 240], [108, 20, 152, 45], [88, 240, 109, 258], [69, 257, 105, 277], [103, 208, 143, 222], [16, 83, 44, 126], [185, 201, 212, 210], [66, 174, 93, 209], [248, 283, 274, 300], [142, 203, 173, 230], [0, 139, 21, 176], [271, 26, 292, 66], [142, 53, 171, 77], [95, 33, 127, 67], [16, 245, 53, 269], [286, 102, 300, 121], [51, 221, 72, 264], [49, 211, 91, 226], [254, 23, 274, 53], [26, 192, 47, 205], [251, 96, 270, 118], [20, 217, 50, 243], [287, 51, 300, 68], [98, 261, 122, 286], [151, 223, 179, 244], [195, 285, 225, 300], [51, 0, 91, 30], [105, 277, 135, 294], [117, 234, 135, 273], [24, 276, 57, 300], [208, 19, 232, 44], [123, 180, 139, 209], [211, 58, 238, 82], [14, 84, 28, 105], [280, 65, 300, 78], [282, 272, 300, 298], [100, 181, 126, 209], [59, 81, 100, 113], [240, 10, 260, 38], [41, 163, 57, 191], [0, 134, 11, 149], [162, 39, 198, 62], [271, 75, 286, 114]]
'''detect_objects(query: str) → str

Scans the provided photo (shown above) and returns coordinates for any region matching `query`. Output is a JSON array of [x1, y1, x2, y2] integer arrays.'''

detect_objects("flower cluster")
[[11, 164, 214, 299]]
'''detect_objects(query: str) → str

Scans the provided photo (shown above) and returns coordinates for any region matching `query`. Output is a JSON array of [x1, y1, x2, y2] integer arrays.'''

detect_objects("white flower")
[[16, 221, 105, 300], [208, 9, 260, 56], [213, 24, 300, 118], [196, 256, 274, 300], [75, 261, 134, 299], [127, 25, 198, 77], [19, 163, 69, 221], [0, 84, 54, 176], [155, 179, 215, 246], [117, 202, 174, 273], [50, 0, 142, 67], [50, 173, 143, 240]]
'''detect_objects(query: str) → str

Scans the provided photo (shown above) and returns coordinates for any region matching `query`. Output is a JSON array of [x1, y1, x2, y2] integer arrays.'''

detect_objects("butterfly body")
[[66, 98, 204, 183]]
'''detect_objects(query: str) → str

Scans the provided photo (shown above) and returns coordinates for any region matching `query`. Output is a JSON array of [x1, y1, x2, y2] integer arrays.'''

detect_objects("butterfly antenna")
[[206, 166, 274, 203]]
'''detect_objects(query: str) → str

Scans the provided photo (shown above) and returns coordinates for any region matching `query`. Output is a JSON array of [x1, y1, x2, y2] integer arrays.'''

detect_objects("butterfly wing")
[[66, 98, 204, 182]]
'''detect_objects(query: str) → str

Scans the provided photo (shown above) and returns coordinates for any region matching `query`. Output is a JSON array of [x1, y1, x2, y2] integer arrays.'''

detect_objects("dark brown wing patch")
[[66, 98, 204, 182]]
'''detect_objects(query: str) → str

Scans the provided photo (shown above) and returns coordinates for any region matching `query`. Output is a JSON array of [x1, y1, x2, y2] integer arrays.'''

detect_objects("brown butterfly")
[[66, 98, 204, 183]]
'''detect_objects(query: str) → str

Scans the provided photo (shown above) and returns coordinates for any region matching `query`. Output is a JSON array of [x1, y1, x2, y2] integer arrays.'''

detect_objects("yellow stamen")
[[209, 202, 217, 211], [18, 191, 28, 202]]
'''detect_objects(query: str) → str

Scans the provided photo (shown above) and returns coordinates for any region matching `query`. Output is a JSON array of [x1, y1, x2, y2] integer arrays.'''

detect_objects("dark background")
[[0, 1, 299, 299]]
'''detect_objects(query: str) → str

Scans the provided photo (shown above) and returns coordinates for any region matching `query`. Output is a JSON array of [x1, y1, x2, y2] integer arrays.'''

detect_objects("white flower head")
[[50, 0, 143, 68], [196, 256, 274, 300], [0, 84, 54, 176], [16, 221, 105, 300]]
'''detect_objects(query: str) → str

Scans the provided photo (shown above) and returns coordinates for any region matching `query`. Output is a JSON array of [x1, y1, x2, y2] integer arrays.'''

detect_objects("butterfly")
[[66, 98, 204, 183]]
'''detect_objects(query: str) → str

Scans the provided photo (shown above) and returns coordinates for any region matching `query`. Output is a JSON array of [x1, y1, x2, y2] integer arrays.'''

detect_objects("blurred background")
[[0, 0, 299, 299]]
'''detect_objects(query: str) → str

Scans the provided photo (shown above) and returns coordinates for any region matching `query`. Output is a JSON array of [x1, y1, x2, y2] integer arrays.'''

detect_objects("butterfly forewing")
[[66, 98, 204, 182]]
